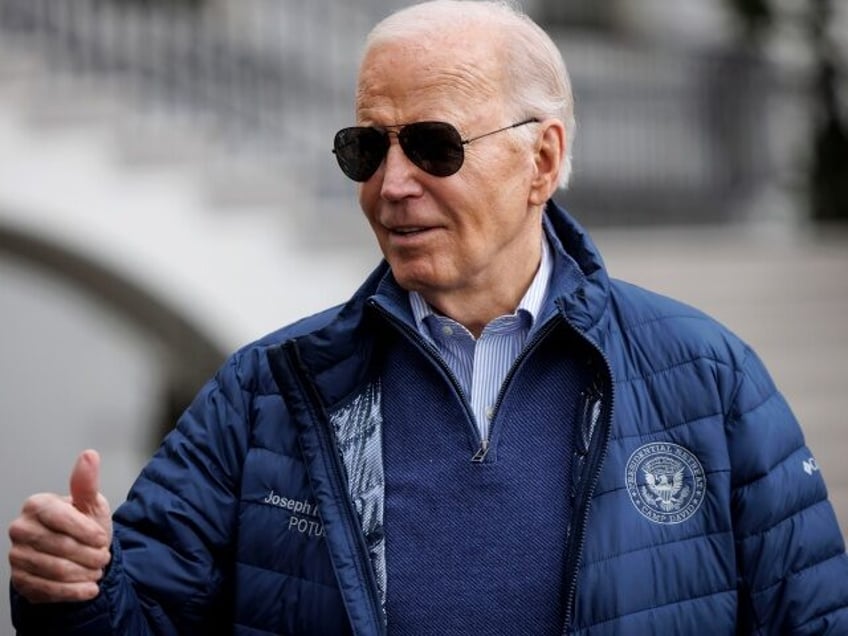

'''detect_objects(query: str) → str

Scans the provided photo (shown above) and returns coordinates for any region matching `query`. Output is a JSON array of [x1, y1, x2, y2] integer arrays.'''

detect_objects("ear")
[[528, 119, 566, 206]]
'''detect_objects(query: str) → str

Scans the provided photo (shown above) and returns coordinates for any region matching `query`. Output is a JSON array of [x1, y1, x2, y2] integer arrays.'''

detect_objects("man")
[[8, 1, 848, 634]]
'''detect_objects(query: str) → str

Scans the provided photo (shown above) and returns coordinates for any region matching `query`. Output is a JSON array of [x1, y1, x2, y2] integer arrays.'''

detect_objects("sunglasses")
[[333, 118, 539, 182]]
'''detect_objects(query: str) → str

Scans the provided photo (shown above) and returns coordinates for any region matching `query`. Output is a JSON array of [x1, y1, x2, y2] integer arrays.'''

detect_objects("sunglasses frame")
[[333, 117, 540, 182]]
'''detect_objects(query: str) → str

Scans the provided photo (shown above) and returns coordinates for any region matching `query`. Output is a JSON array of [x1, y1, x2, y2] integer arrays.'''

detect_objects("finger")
[[9, 520, 112, 570], [9, 543, 106, 584], [19, 494, 108, 547], [9, 515, 110, 570], [69, 450, 101, 515], [68, 450, 113, 537], [10, 569, 100, 604]]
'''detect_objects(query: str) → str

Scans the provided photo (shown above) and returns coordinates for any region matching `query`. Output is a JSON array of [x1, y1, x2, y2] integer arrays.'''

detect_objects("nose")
[[379, 139, 424, 201]]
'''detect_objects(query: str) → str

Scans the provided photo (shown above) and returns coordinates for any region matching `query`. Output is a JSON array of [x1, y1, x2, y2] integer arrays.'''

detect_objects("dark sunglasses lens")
[[400, 122, 464, 177], [333, 127, 389, 181]]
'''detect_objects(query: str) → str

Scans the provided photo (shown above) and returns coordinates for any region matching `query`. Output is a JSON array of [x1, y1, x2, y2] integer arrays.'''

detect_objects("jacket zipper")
[[559, 310, 615, 634], [283, 341, 386, 636]]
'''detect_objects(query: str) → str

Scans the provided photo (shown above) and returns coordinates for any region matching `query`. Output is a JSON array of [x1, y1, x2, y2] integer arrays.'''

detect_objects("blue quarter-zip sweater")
[[380, 315, 593, 634]]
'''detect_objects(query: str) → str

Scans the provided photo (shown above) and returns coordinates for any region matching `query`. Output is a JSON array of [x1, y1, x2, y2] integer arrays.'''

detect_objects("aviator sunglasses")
[[333, 118, 539, 182]]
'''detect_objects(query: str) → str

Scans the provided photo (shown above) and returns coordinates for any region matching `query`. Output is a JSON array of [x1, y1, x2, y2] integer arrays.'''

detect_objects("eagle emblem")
[[625, 442, 706, 524]]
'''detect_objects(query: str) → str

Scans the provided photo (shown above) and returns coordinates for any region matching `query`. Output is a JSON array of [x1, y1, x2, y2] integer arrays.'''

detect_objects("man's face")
[[355, 35, 543, 308]]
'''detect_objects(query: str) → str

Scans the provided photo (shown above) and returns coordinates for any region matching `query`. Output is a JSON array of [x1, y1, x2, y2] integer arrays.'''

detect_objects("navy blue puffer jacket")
[[11, 201, 848, 634]]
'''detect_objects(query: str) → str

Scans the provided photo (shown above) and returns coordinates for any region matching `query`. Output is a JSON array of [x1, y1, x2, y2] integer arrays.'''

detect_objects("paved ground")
[[593, 222, 848, 534]]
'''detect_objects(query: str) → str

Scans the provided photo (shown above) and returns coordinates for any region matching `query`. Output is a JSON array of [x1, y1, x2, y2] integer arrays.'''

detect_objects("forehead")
[[355, 34, 505, 124]]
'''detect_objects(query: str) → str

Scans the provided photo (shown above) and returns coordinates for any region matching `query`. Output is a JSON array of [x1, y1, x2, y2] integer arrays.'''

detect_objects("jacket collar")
[[542, 199, 610, 337]]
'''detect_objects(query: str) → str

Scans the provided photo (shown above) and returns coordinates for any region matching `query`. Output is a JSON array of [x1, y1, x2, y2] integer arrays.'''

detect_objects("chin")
[[386, 251, 459, 293], [390, 269, 441, 294]]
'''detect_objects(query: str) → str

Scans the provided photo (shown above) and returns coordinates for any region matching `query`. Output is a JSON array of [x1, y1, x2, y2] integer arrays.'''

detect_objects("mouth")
[[390, 226, 430, 236], [383, 225, 442, 249]]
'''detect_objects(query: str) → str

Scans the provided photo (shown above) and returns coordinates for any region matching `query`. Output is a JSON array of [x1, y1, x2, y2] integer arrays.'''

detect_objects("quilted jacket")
[[11, 200, 848, 634]]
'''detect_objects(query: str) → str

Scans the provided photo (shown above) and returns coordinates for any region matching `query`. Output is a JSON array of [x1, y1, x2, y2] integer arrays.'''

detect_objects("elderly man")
[[8, 1, 848, 634]]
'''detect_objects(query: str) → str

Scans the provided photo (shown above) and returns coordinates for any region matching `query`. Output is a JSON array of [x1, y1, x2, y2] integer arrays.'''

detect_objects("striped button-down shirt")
[[409, 238, 552, 442]]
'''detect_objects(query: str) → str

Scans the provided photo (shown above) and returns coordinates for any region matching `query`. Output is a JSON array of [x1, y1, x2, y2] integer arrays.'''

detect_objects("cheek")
[[358, 183, 382, 224], [357, 182, 372, 210]]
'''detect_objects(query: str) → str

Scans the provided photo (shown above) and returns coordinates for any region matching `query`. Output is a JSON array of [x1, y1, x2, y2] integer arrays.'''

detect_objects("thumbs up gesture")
[[8, 450, 113, 603]]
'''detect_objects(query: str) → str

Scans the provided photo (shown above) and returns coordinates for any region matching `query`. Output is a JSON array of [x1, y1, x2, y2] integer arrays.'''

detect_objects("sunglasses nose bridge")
[[382, 132, 419, 176], [383, 129, 402, 150], [377, 131, 429, 195]]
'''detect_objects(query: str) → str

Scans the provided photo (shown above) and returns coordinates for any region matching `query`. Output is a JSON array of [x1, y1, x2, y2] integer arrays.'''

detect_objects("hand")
[[8, 450, 114, 603]]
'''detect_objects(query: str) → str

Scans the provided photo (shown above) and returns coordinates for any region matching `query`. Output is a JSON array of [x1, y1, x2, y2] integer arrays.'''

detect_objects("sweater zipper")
[[367, 300, 485, 462], [477, 317, 562, 461], [283, 340, 386, 636], [558, 311, 615, 633], [369, 302, 560, 463]]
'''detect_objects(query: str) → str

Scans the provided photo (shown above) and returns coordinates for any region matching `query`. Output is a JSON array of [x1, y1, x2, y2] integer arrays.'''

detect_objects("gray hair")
[[362, 0, 576, 188]]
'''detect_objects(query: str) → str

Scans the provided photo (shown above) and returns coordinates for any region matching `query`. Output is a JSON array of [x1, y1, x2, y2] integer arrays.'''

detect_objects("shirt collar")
[[409, 236, 552, 334]]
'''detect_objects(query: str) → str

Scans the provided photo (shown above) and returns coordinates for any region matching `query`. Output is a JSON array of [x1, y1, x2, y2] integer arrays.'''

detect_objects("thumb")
[[70, 449, 103, 515]]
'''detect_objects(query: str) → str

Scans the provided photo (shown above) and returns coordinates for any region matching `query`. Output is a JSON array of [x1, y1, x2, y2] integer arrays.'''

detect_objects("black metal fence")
[[559, 36, 788, 225]]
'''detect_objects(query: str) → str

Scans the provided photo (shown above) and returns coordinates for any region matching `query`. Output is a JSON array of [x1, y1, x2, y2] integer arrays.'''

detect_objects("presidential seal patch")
[[625, 442, 706, 525]]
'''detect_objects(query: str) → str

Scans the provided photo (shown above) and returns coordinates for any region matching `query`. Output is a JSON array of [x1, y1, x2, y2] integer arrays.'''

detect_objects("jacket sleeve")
[[10, 353, 252, 635], [727, 347, 848, 634]]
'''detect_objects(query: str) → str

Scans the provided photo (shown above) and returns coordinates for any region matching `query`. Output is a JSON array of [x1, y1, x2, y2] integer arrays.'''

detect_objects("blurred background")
[[0, 0, 846, 628]]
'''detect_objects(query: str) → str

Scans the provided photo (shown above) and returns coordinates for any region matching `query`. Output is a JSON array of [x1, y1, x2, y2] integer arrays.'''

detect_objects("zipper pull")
[[579, 382, 603, 455], [471, 438, 490, 463]]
